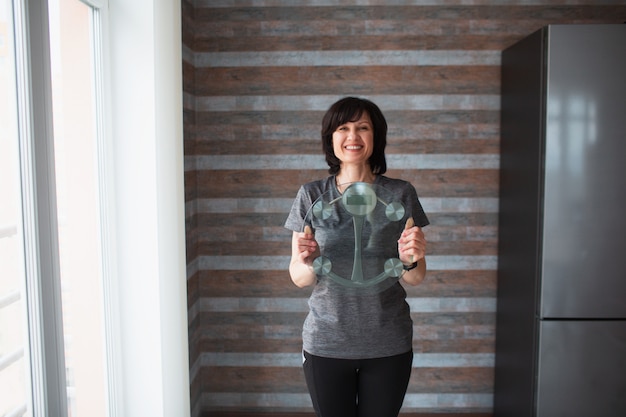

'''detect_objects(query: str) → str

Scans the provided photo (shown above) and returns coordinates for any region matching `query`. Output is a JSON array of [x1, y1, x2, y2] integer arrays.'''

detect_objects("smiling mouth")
[[345, 145, 363, 150]]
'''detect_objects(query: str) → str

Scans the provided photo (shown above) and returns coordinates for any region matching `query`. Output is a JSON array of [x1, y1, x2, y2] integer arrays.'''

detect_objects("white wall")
[[108, 0, 190, 415]]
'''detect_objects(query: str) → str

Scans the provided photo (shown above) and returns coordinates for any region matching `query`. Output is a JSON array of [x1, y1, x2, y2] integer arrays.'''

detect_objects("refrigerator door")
[[536, 321, 626, 417], [541, 25, 626, 319]]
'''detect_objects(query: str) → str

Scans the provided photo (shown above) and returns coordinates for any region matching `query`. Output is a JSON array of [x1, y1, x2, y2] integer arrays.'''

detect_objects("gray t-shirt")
[[284, 175, 429, 359]]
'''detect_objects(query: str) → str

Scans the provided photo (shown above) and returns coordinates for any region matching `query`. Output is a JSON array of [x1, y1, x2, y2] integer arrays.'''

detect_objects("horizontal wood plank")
[[191, 123, 499, 143], [192, 337, 495, 355], [193, 169, 498, 198], [194, 66, 500, 95], [201, 366, 493, 393], [194, 5, 624, 22], [190, 270, 496, 299]]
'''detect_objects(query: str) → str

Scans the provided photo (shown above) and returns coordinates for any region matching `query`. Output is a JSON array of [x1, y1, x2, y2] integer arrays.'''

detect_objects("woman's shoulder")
[[296, 176, 335, 203], [377, 175, 414, 191], [301, 176, 334, 193]]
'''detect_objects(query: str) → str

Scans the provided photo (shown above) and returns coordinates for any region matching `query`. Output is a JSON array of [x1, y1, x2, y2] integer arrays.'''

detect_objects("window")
[[0, 0, 112, 415], [2, 1, 190, 415], [48, 0, 108, 415], [0, 1, 31, 415]]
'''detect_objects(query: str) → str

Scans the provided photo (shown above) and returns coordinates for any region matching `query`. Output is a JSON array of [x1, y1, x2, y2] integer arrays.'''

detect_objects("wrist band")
[[403, 261, 418, 271]]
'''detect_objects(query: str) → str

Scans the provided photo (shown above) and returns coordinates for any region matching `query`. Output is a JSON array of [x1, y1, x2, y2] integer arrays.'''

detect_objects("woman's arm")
[[288, 229, 319, 288], [398, 224, 428, 286], [400, 257, 427, 286]]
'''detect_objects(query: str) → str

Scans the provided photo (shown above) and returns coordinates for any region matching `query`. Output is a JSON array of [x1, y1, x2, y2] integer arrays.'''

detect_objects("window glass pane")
[[48, 0, 107, 415], [0, 1, 32, 416]]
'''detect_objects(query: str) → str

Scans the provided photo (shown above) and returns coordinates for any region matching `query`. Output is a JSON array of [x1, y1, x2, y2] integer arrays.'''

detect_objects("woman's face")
[[332, 112, 374, 168]]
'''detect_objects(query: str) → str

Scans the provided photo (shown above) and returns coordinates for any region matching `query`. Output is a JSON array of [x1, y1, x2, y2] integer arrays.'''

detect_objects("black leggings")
[[302, 350, 413, 417]]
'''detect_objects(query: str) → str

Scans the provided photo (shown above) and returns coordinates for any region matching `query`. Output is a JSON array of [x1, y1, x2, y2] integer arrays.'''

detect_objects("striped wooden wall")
[[182, 1, 626, 415]]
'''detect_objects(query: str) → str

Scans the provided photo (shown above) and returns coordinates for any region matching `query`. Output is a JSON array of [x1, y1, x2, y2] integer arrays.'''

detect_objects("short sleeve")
[[284, 185, 312, 233], [404, 183, 429, 228]]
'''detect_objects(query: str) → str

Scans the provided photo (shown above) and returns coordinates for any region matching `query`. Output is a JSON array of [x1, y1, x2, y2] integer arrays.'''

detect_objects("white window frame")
[[15, 0, 119, 414], [14, 0, 67, 414], [13, 0, 190, 415]]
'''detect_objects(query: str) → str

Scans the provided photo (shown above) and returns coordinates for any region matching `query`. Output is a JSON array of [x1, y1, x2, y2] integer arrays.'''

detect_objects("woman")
[[284, 97, 429, 417]]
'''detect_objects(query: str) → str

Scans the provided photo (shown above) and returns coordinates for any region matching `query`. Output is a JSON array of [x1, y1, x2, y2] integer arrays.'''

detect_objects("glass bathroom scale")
[[302, 182, 412, 291]]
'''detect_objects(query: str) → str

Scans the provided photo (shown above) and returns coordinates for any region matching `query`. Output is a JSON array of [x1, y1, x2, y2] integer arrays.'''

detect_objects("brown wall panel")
[[183, 0, 626, 415], [194, 66, 500, 95], [193, 270, 496, 299], [191, 138, 499, 156], [193, 169, 498, 198]]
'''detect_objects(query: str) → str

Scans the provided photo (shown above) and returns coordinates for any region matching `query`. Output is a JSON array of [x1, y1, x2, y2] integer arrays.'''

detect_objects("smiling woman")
[[331, 114, 374, 174], [286, 97, 429, 417], [322, 97, 388, 181]]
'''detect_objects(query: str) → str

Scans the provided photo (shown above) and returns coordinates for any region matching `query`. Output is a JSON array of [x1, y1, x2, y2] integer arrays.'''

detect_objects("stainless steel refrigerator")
[[494, 24, 626, 417]]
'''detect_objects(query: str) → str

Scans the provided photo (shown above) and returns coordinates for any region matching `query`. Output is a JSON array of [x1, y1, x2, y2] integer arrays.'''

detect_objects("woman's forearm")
[[401, 257, 427, 286], [289, 259, 317, 288]]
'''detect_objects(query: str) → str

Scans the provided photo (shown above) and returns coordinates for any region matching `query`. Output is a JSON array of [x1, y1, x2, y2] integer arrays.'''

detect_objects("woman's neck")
[[335, 165, 376, 187]]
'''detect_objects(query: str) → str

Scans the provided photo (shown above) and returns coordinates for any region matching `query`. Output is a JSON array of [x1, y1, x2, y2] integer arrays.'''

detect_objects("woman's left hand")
[[398, 225, 426, 265]]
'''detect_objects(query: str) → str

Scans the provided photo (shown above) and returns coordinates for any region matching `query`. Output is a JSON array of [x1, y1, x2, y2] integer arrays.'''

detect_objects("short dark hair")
[[321, 97, 387, 175]]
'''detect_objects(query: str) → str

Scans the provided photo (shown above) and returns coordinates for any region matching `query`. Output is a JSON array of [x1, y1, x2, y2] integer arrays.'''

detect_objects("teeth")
[[346, 146, 362, 150]]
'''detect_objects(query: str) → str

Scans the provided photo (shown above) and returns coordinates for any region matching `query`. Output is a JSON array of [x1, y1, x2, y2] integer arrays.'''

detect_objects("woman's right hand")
[[297, 226, 320, 265], [289, 227, 320, 287]]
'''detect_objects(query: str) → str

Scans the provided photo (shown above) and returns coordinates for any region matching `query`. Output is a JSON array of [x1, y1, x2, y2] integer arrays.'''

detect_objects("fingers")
[[300, 226, 316, 250], [298, 226, 319, 263], [398, 222, 426, 263], [399, 224, 424, 244], [404, 217, 415, 262]]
